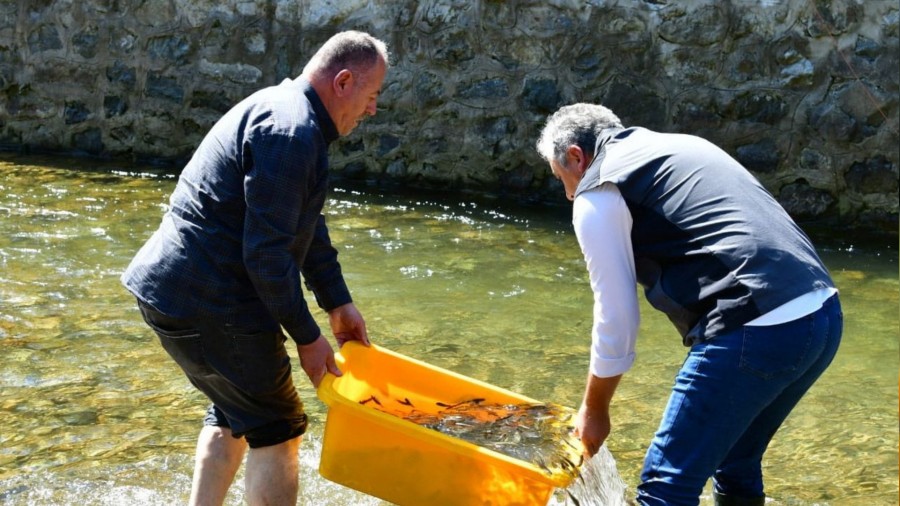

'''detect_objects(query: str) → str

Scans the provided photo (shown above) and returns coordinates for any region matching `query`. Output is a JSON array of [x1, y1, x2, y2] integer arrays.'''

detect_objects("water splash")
[[551, 446, 630, 506]]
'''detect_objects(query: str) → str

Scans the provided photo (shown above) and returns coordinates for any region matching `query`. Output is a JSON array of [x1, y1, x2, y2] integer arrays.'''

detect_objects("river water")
[[0, 153, 897, 505]]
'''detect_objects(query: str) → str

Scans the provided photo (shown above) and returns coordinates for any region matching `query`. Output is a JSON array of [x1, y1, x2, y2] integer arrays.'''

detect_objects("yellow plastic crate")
[[316, 342, 580, 506]]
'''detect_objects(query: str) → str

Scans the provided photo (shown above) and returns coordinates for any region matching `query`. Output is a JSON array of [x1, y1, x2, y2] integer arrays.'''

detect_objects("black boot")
[[713, 490, 765, 506]]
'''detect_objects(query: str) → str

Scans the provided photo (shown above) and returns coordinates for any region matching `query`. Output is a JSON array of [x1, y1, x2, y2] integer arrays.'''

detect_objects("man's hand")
[[297, 336, 342, 388], [574, 372, 622, 458], [575, 402, 612, 458], [328, 302, 370, 347]]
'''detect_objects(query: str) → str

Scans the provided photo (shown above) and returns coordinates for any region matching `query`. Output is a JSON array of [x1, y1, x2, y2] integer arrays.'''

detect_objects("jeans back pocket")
[[740, 316, 816, 380]]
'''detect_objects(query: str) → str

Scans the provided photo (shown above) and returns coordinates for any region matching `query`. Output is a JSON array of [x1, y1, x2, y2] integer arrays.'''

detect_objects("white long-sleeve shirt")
[[573, 183, 639, 378]]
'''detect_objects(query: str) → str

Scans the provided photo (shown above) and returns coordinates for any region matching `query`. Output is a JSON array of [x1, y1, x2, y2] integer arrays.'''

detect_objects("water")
[[553, 448, 629, 506], [403, 401, 582, 476], [371, 399, 582, 475], [372, 399, 629, 505], [0, 153, 897, 505]]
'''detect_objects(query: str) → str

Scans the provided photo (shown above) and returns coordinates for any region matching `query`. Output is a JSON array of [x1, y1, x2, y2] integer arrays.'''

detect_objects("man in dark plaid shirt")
[[122, 31, 389, 505]]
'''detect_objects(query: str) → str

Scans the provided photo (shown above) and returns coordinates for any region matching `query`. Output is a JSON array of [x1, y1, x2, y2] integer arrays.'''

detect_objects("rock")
[[27, 24, 62, 53], [845, 156, 899, 195], [736, 139, 780, 173], [104, 96, 127, 117], [145, 73, 184, 103], [106, 61, 136, 89], [64, 102, 91, 125], [779, 181, 835, 219], [0, 0, 895, 237]]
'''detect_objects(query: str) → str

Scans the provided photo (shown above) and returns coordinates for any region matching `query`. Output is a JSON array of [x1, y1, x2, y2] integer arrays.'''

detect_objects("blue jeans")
[[636, 294, 842, 505]]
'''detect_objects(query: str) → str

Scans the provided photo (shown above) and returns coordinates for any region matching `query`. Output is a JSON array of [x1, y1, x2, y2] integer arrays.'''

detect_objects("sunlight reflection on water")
[[0, 154, 897, 505]]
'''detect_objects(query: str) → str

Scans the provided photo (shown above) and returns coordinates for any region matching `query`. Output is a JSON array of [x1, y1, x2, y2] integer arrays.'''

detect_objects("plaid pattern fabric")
[[122, 78, 350, 345]]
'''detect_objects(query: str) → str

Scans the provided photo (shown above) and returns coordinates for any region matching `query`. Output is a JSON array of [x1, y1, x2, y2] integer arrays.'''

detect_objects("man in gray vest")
[[536, 103, 842, 506]]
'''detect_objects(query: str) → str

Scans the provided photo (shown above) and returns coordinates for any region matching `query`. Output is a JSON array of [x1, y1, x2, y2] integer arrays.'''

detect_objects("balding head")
[[302, 31, 390, 136], [302, 31, 390, 84]]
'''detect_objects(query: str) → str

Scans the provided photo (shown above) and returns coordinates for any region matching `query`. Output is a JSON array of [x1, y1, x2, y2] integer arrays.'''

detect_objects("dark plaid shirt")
[[122, 78, 350, 345]]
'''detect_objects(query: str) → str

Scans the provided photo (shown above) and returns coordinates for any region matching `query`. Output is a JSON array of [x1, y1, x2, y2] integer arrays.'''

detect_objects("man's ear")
[[333, 69, 353, 96], [565, 145, 587, 174]]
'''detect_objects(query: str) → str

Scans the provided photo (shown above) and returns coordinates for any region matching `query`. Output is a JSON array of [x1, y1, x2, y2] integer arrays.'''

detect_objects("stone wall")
[[1, 0, 897, 236]]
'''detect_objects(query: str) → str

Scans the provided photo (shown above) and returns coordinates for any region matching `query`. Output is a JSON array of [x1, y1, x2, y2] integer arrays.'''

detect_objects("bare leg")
[[189, 425, 247, 506], [245, 435, 302, 506]]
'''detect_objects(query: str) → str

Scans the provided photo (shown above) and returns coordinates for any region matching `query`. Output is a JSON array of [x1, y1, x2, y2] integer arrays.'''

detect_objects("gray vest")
[[575, 127, 833, 345]]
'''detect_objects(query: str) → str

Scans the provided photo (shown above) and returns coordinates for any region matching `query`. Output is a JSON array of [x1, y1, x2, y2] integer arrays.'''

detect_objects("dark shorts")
[[137, 300, 307, 448]]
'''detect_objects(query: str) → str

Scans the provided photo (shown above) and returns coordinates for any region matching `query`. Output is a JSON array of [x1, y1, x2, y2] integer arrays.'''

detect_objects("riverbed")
[[0, 153, 896, 505]]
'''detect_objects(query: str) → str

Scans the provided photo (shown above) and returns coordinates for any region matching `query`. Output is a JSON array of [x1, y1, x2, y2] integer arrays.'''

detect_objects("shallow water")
[[374, 400, 583, 479], [0, 153, 897, 505]]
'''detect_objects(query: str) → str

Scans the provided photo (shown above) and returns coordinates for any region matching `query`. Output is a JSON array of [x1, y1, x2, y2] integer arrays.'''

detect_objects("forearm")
[[576, 371, 623, 456], [583, 372, 622, 415]]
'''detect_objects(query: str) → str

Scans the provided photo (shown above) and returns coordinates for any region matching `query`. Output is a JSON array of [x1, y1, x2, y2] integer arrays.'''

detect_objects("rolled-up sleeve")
[[572, 183, 640, 378]]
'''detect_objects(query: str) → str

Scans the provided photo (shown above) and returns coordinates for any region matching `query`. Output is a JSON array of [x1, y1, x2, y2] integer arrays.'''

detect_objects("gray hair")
[[303, 31, 391, 80], [535, 103, 623, 166]]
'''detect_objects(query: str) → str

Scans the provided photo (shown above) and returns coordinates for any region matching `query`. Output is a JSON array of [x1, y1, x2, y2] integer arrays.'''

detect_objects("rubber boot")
[[713, 490, 766, 506]]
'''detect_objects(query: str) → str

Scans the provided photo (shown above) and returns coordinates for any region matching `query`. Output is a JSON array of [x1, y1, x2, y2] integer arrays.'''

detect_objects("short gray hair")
[[303, 31, 390, 79], [535, 103, 623, 166]]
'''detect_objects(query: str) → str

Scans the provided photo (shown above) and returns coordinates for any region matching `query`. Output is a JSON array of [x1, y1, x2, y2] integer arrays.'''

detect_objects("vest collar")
[[574, 127, 624, 198]]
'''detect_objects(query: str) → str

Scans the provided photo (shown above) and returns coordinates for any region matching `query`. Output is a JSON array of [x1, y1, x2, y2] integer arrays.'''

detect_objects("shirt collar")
[[295, 77, 339, 144]]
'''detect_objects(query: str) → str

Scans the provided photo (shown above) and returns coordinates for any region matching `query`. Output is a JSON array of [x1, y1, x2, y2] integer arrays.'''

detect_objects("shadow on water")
[[0, 153, 896, 505]]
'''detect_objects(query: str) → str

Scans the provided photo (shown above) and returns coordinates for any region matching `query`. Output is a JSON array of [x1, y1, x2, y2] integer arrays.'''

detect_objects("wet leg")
[[189, 425, 247, 506], [244, 435, 302, 505]]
